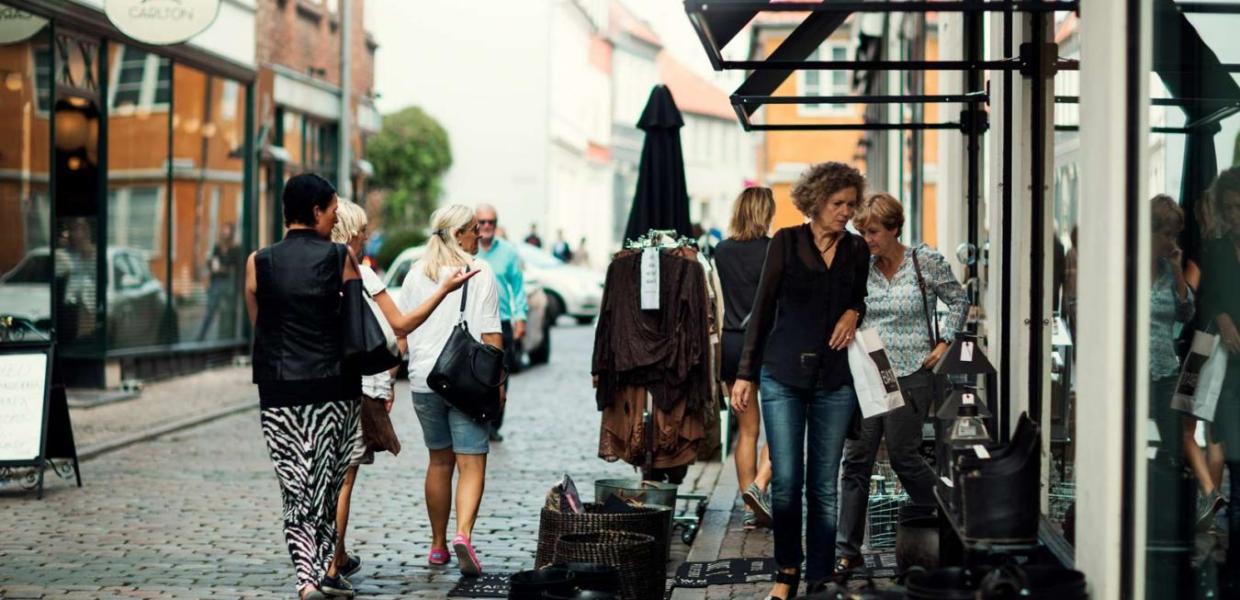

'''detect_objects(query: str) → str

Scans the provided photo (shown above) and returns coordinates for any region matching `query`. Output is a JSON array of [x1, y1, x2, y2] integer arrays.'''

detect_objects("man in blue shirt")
[[476, 204, 528, 442]]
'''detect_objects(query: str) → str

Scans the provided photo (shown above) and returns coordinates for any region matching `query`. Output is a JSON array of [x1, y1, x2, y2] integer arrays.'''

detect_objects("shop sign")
[[104, 0, 221, 45], [0, 7, 48, 44]]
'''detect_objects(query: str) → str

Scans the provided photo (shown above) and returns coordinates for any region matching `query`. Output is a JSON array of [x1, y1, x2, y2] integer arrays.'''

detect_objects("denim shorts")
[[411, 392, 490, 455]]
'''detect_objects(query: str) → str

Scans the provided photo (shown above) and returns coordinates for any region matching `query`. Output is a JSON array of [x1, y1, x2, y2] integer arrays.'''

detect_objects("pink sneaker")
[[452, 533, 482, 576], [428, 547, 450, 566]]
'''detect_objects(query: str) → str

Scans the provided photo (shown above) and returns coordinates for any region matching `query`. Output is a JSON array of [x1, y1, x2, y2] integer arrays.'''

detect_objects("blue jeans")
[[760, 371, 857, 582]]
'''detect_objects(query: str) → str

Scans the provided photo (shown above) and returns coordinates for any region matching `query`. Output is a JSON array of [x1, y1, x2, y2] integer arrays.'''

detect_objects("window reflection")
[[0, 6, 52, 342]]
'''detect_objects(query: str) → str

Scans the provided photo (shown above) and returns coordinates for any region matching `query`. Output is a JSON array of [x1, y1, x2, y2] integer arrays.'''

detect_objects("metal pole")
[[1000, 4, 1013, 442], [688, 1, 1079, 13], [735, 93, 987, 105], [338, 0, 352, 198], [1029, 5, 1048, 427], [750, 122, 961, 131]]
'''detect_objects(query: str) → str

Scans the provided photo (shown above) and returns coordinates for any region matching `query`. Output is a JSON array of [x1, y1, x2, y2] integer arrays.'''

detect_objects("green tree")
[[368, 105, 452, 228]]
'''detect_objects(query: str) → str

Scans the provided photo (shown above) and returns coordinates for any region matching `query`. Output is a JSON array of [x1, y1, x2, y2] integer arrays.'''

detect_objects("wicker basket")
[[536, 503, 673, 568], [552, 531, 663, 600]]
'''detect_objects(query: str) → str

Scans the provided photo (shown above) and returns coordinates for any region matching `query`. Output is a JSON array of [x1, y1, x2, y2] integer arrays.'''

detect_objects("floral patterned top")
[[866, 244, 970, 378], [1149, 258, 1194, 380]]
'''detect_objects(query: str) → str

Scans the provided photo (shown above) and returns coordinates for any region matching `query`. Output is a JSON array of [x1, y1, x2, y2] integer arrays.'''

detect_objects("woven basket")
[[553, 531, 662, 600], [535, 503, 673, 568]]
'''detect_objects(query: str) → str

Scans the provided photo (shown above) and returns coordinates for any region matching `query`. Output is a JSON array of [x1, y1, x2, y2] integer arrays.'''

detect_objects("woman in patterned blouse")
[[835, 193, 970, 574]]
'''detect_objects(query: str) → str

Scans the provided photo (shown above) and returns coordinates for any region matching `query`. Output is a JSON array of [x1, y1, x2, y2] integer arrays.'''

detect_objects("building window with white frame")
[[107, 187, 164, 254], [799, 43, 851, 116], [109, 46, 171, 111]]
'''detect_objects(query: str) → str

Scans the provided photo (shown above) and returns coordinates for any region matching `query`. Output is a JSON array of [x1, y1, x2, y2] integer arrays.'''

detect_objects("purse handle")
[[457, 265, 470, 325], [470, 345, 509, 388], [911, 247, 940, 350]]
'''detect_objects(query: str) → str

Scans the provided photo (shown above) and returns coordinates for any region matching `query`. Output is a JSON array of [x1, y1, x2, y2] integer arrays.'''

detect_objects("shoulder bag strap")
[[457, 265, 471, 322], [911, 248, 939, 349]]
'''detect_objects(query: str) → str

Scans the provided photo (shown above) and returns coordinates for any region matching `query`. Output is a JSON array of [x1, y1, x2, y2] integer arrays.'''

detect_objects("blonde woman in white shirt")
[[396, 204, 504, 576], [329, 200, 475, 583]]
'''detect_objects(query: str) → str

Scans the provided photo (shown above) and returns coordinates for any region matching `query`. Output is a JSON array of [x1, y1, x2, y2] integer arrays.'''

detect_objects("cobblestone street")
[[0, 325, 722, 599]]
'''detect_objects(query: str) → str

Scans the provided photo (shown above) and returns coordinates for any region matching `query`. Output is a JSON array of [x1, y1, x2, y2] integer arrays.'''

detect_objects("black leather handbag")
[[339, 249, 402, 376], [427, 271, 507, 422]]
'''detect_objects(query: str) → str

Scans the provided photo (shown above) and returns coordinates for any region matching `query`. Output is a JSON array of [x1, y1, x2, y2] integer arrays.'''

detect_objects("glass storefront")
[[0, 1, 253, 363]]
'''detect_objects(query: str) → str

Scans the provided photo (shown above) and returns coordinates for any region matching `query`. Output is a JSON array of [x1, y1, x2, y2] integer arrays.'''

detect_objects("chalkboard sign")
[[0, 342, 80, 498]]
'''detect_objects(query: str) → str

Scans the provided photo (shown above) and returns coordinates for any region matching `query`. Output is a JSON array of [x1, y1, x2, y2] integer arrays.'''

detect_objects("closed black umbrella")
[[624, 85, 692, 242]]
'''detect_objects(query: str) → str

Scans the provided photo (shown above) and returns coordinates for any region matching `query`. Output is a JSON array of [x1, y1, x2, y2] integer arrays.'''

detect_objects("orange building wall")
[[0, 40, 52, 272]]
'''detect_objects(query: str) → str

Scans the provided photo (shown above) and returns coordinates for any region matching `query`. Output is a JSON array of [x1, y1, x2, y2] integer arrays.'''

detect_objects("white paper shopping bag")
[[1172, 330, 1227, 422], [848, 328, 905, 419]]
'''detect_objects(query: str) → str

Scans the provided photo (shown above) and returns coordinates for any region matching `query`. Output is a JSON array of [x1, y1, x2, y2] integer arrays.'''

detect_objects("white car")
[[513, 242, 604, 325], [382, 246, 552, 366], [0, 247, 175, 347]]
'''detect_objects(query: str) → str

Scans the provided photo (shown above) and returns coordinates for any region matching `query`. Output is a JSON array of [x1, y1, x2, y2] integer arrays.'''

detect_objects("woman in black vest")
[[243, 174, 468, 599], [731, 162, 869, 599]]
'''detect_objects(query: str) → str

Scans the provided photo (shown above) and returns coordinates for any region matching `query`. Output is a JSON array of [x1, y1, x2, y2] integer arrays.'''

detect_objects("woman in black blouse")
[[731, 162, 869, 599]]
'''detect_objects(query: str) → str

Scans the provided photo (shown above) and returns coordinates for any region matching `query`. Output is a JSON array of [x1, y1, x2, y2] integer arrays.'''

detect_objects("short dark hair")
[[283, 173, 337, 227]]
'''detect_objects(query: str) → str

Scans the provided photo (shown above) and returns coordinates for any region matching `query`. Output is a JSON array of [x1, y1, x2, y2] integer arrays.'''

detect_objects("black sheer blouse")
[[736, 224, 870, 391]]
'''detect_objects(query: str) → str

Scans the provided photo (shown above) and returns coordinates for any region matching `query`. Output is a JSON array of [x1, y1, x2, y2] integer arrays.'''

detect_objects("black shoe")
[[834, 554, 862, 576], [337, 554, 361, 577], [320, 574, 354, 598], [765, 569, 800, 600]]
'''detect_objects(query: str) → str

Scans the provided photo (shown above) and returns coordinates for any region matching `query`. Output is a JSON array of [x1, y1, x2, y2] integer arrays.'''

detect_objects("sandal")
[[834, 554, 862, 575], [765, 569, 800, 600], [428, 546, 451, 566]]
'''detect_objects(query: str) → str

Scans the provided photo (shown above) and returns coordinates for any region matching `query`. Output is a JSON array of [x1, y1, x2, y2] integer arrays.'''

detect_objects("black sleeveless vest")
[[252, 229, 346, 384]]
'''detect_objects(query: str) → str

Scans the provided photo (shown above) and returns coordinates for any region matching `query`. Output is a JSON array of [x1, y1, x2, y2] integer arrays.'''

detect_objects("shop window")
[[171, 63, 247, 345], [108, 46, 171, 111], [107, 188, 163, 254], [33, 45, 51, 113], [799, 43, 850, 116]]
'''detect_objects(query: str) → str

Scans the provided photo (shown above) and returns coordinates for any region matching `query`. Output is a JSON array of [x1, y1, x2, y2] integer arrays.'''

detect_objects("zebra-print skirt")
[[261, 397, 362, 590]]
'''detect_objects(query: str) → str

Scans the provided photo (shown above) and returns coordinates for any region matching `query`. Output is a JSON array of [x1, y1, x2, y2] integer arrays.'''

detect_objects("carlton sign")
[[0, 7, 48, 44], [105, 0, 221, 45]]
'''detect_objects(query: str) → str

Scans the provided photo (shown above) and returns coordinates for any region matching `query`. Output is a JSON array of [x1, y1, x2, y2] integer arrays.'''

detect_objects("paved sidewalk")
[[0, 325, 724, 599]]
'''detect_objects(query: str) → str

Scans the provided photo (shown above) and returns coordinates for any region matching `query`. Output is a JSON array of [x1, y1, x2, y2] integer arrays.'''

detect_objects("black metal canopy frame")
[[684, 0, 1240, 438]]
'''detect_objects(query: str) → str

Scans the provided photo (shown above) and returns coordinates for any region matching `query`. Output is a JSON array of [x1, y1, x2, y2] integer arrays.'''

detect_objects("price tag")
[[940, 476, 954, 488], [973, 444, 990, 459], [640, 248, 659, 310], [961, 341, 974, 362], [962, 392, 975, 406]]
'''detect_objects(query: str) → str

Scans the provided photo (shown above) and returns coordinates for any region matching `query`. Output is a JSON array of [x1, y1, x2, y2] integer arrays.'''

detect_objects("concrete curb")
[[77, 401, 257, 462], [671, 452, 740, 600]]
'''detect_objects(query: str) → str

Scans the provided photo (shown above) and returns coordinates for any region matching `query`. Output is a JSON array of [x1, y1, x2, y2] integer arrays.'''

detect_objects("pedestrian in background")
[[327, 200, 472, 581], [571, 237, 591, 268], [525, 224, 543, 248], [244, 173, 363, 600], [397, 205, 504, 576], [476, 203, 528, 442], [835, 193, 969, 574], [716, 186, 775, 529], [197, 222, 242, 340], [552, 229, 573, 263], [731, 162, 870, 598]]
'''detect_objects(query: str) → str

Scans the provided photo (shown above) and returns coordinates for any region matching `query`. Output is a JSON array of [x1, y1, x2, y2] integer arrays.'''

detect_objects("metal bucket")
[[593, 479, 678, 509]]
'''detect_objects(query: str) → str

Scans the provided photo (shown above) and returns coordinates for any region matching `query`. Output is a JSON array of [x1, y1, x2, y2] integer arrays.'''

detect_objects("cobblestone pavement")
[[0, 325, 717, 599], [68, 365, 254, 450]]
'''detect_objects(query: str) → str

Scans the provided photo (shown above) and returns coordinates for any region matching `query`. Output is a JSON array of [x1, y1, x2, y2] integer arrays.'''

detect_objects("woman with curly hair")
[[731, 162, 870, 599]]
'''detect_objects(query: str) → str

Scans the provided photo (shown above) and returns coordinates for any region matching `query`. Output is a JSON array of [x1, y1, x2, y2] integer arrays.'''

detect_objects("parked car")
[[383, 246, 553, 367], [0, 246, 175, 348], [513, 242, 603, 325]]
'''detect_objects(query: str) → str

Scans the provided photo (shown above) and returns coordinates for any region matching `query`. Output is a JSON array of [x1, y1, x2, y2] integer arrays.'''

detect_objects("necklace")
[[817, 232, 843, 255]]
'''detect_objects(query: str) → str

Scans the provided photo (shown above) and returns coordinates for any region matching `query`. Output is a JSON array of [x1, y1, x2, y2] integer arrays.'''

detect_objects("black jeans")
[[836, 369, 939, 560]]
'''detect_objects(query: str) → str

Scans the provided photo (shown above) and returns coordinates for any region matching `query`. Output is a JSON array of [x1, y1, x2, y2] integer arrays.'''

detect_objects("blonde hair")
[[728, 187, 775, 241], [854, 192, 905, 234], [1151, 194, 1184, 234], [330, 199, 368, 244], [420, 204, 475, 282]]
